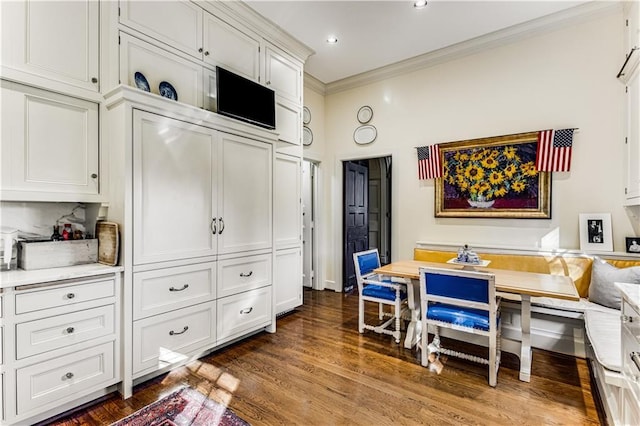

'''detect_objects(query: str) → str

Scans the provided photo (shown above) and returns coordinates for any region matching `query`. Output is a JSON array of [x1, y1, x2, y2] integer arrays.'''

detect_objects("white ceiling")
[[246, 0, 589, 84]]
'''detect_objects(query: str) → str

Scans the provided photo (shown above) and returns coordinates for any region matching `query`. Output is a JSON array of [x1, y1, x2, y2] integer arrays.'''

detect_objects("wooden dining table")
[[374, 259, 580, 382]]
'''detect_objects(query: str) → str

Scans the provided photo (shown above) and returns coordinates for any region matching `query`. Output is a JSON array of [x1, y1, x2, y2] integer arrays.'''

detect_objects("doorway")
[[343, 156, 392, 292], [302, 160, 319, 289]]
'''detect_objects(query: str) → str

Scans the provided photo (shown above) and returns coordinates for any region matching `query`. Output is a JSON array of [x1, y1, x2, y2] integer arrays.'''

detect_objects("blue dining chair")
[[419, 266, 501, 387], [353, 249, 408, 343]]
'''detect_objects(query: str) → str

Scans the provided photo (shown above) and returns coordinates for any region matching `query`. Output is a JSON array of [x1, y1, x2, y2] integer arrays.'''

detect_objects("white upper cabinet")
[[1, 0, 99, 92], [203, 13, 261, 81], [1, 81, 100, 202], [264, 44, 303, 103], [133, 110, 219, 265], [217, 133, 272, 254], [118, 1, 260, 82], [626, 68, 640, 205], [119, 1, 203, 59]]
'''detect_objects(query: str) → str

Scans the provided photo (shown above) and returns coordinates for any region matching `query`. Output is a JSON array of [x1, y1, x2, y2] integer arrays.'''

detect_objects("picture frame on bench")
[[579, 213, 613, 252], [626, 236, 640, 253]]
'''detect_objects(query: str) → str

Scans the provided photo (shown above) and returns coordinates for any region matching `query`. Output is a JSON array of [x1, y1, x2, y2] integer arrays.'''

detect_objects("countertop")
[[0, 263, 123, 288]]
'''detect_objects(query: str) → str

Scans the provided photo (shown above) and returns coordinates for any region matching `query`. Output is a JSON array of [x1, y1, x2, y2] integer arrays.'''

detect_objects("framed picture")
[[579, 213, 613, 252], [435, 132, 551, 218], [626, 237, 640, 254]]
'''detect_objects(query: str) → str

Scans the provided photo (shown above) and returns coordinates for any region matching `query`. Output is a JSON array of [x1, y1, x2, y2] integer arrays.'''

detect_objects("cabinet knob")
[[204, 51, 210, 56], [91, 77, 98, 83], [66, 327, 75, 334], [266, 81, 271, 86], [66, 293, 75, 299], [91, 173, 98, 179], [64, 372, 74, 379], [198, 47, 203, 53]]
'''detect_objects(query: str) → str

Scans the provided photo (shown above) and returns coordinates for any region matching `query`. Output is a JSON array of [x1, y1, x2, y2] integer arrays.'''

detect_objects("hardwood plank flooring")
[[43, 288, 602, 425]]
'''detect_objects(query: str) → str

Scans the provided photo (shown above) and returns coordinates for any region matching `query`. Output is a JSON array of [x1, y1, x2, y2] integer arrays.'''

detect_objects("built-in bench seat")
[[414, 244, 640, 425]]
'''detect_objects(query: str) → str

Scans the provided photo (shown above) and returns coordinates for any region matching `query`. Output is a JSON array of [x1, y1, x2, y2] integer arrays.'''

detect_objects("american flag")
[[535, 129, 575, 172], [417, 144, 442, 179]]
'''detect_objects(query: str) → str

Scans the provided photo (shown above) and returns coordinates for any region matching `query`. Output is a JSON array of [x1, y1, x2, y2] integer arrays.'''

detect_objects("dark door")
[[343, 161, 369, 292]]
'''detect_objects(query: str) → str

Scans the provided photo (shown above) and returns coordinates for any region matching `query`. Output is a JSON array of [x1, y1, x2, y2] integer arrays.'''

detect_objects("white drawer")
[[217, 286, 272, 343], [133, 301, 215, 375], [16, 305, 115, 359], [217, 254, 271, 298], [134, 263, 216, 320], [16, 341, 115, 415], [15, 278, 115, 314]]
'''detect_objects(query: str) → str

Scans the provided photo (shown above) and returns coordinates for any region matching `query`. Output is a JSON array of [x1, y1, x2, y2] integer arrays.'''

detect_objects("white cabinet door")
[[203, 12, 260, 81], [120, 33, 204, 109], [133, 110, 219, 264], [275, 247, 303, 315], [1, 81, 100, 200], [264, 45, 302, 103], [119, 0, 203, 59], [274, 154, 301, 249], [217, 133, 272, 254], [1, 0, 99, 92], [626, 68, 640, 205], [276, 97, 302, 145]]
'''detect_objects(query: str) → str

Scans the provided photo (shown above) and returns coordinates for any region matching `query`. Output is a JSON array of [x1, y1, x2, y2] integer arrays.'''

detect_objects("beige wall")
[[309, 9, 640, 291]]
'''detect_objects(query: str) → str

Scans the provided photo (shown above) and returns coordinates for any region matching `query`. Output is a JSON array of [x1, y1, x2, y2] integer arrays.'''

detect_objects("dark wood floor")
[[44, 288, 602, 425]]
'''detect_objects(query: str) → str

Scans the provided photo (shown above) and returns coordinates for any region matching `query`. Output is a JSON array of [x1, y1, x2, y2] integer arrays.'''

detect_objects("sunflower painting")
[[435, 131, 551, 218]]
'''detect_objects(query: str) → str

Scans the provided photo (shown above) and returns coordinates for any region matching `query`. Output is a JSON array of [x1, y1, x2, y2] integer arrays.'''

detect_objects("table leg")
[[519, 294, 532, 382], [404, 278, 421, 349]]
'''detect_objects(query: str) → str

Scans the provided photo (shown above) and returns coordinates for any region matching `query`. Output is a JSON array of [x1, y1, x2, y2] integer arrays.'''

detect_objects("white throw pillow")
[[588, 257, 640, 310]]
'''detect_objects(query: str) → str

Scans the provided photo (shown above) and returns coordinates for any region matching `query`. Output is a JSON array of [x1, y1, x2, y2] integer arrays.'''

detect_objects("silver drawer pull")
[[169, 284, 189, 292], [66, 293, 75, 299], [622, 315, 634, 323], [64, 372, 74, 380], [240, 307, 253, 315], [239, 271, 253, 278], [66, 327, 75, 334], [631, 352, 640, 373], [169, 326, 189, 336]]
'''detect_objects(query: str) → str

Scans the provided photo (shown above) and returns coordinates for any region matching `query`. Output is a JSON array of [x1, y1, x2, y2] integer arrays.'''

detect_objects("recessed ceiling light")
[[414, 0, 427, 9], [326, 36, 338, 44]]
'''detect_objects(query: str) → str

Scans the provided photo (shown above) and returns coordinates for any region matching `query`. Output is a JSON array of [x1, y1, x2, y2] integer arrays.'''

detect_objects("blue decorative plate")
[[159, 81, 178, 101], [134, 72, 150, 92]]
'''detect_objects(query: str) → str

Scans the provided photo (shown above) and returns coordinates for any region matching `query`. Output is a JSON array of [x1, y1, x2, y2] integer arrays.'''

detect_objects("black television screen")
[[216, 66, 275, 130]]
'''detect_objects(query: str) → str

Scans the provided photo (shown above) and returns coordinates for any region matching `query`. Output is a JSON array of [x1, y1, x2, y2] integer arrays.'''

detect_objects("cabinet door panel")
[[275, 154, 301, 248], [265, 46, 302, 102], [626, 69, 640, 204], [119, 0, 203, 59], [275, 247, 302, 315], [133, 110, 218, 264], [203, 13, 260, 81], [218, 134, 272, 254], [1, 0, 99, 91], [1, 81, 99, 197], [120, 33, 203, 109], [276, 97, 301, 145]]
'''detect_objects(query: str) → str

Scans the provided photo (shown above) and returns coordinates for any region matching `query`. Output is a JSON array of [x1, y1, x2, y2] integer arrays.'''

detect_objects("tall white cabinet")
[[622, 1, 640, 206]]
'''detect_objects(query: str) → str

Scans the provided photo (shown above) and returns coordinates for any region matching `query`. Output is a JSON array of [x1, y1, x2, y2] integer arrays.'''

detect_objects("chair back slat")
[[355, 250, 381, 277], [424, 273, 489, 303]]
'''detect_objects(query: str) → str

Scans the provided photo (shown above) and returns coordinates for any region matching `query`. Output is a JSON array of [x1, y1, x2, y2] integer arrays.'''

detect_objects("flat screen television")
[[216, 66, 275, 130]]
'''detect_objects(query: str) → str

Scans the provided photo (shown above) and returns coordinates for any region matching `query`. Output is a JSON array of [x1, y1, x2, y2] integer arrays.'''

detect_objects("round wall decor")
[[357, 105, 373, 124], [353, 125, 377, 145], [303, 106, 311, 125], [303, 126, 313, 146]]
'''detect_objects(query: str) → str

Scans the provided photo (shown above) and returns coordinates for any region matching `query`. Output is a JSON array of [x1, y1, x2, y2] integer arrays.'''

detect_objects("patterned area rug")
[[111, 387, 250, 426]]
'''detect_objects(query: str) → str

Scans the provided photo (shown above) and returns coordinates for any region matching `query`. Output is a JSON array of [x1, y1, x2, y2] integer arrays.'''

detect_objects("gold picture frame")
[[435, 131, 551, 218]]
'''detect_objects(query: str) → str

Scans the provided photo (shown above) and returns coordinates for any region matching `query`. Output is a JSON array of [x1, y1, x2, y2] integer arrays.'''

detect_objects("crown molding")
[[323, 1, 620, 95], [303, 73, 326, 96]]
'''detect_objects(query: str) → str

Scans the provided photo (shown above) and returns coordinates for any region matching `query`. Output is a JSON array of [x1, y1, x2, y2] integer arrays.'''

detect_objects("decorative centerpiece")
[[447, 244, 491, 270]]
